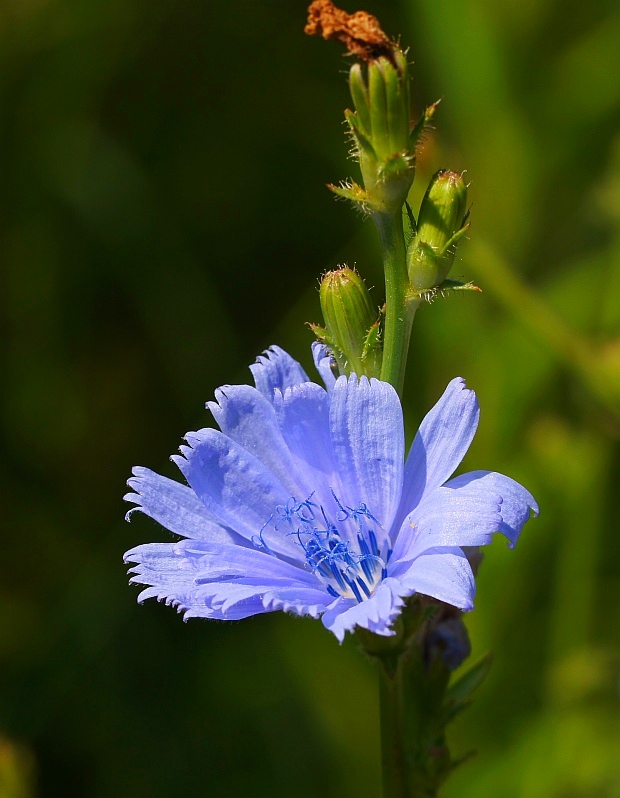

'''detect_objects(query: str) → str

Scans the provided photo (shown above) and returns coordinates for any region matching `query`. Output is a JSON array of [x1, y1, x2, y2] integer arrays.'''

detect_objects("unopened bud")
[[318, 267, 382, 377], [342, 53, 415, 214], [407, 170, 469, 291]]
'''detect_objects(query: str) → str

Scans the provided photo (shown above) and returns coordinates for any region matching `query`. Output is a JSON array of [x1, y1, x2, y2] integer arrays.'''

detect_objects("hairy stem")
[[374, 210, 418, 395]]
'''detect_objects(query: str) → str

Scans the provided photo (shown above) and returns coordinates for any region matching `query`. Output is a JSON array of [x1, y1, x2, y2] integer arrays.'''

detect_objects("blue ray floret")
[[124, 343, 538, 642]]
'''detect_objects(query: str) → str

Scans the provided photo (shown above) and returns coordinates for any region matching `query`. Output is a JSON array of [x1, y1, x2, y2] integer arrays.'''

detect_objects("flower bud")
[[341, 53, 415, 214], [407, 170, 469, 292], [318, 267, 382, 377], [425, 617, 471, 671]]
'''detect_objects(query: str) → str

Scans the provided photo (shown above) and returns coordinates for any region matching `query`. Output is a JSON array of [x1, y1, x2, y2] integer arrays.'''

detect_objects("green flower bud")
[[344, 53, 415, 214], [318, 267, 382, 378], [407, 170, 469, 292]]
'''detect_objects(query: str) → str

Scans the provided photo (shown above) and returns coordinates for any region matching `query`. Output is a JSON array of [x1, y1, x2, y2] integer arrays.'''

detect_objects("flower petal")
[[444, 470, 539, 547], [124, 540, 321, 620], [312, 341, 336, 392], [390, 484, 503, 565], [124, 541, 220, 615], [263, 585, 331, 618], [396, 548, 475, 611], [398, 378, 479, 520], [172, 428, 301, 560], [124, 466, 243, 543], [182, 539, 316, 584], [187, 586, 270, 620], [273, 381, 345, 505], [195, 580, 326, 620], [320, 580, 405, 642], [207, 384, 302, 496], [329, 375, 404, 531], [249, 346, 309, 401]]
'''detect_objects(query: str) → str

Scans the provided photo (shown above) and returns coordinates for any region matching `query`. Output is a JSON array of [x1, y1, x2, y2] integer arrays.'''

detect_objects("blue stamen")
[[275, 494, 319, 530], [261, 492, 386, 604], [252, 515, 275, 554], [344, 574, 363, 603], [360, 556, 373, 583], [330, 561, 348, 592], [330, 489, 380, 528], [294, 493, 317, 522]]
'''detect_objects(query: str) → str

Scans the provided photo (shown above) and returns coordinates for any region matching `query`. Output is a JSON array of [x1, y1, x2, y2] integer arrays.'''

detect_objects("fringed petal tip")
[[130, 581, 217, 621], [249, 345, 310, 400], [321, 582, 406, 643], [123, 547, 140, 565], [265, 598, 324, 620], [263, 590, 329, 620], [123, 468, 150, 519], [123, 503, 140, 523]]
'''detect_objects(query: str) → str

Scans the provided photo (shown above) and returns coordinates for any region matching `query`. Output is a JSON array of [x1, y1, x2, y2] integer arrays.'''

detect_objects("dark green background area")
[[1, 1, 619, 796]]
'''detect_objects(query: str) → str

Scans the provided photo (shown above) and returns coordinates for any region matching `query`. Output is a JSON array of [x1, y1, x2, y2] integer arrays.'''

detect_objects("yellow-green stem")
[[374, 210, 419, 395]]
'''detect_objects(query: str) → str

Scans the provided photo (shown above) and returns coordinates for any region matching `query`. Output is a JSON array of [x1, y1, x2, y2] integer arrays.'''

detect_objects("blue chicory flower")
[[124, 344, 538, 642]]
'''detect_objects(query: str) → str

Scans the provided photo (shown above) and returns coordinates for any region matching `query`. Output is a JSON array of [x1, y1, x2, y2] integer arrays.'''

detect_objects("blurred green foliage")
[[1, 0, 619, 796]]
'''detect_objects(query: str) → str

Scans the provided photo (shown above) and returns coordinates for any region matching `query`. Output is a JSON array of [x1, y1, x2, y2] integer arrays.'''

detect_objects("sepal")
[[328, 179, 372, 213], [410, 99, 441, 152], [414, 278, 481, 303]]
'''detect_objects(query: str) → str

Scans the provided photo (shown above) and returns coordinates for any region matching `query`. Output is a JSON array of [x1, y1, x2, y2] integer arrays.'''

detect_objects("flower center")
[[255, 491, 388, 603]]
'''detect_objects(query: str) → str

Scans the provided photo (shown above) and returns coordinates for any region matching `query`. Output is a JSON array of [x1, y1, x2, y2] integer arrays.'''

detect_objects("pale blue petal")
[[398, 379, 479, 526], [249, 346, 309, 401], [124, 541, 213, 615], [273, 382, 345, 506], [172, 429, 301, 560], [124, 541, 196, 592], [445, 470, 539, 547], [183, 540, 316, 585], [124, 466, 243, 543], [263, 585, 331, 618], [329, 375, 404, 531], [207, 384, 302, 496], [187, 587, 269, 620], [312, 341, 337, 392], [188, 601, 269, 621], [396, 549, 475, 611], [321, 580, 405, 642], [390, 485, 503, 565], [124, 540, 320, 620], [195, 579, 324, 620]]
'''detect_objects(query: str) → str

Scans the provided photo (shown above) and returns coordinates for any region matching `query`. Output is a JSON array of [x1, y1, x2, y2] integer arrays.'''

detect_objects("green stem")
[[374, 210, 418, 395], [380, 664, 409, 798], [378, 649, 450, 798]]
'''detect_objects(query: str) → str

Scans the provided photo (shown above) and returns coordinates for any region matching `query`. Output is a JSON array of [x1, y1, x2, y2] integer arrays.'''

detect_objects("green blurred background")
[[1, 0, 619, 796]]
